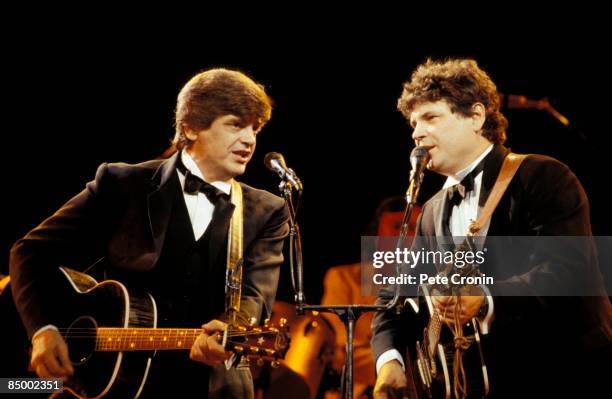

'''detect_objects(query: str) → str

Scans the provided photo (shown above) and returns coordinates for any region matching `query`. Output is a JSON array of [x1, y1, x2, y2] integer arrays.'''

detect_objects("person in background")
[[321, 197, 420, 398]]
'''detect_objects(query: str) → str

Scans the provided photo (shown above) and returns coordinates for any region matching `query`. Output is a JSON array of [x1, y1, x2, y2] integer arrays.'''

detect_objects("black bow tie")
[[176, 157, 228, 204], [446, 160, 486, 206], [447, 174, 475, 205]]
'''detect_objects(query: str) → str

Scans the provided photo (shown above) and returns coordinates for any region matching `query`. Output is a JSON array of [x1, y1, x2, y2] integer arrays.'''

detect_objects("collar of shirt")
[[443, 144, 494, 189], [179, 150, 232, 195]]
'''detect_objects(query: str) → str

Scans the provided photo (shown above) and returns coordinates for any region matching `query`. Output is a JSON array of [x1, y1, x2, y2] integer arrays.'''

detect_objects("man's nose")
[[412, 123, 426, 144], [240, 127, 256, 145]]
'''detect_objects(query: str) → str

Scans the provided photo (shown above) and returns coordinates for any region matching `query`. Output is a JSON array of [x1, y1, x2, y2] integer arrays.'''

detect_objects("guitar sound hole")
[[65, 316, 97, 365]]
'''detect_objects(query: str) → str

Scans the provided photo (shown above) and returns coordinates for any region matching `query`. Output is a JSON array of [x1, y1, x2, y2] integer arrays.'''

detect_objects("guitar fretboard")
[[95, 328, 202, 351]]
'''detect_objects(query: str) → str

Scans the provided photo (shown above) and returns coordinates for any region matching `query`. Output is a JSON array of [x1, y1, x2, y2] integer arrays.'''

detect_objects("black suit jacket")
[[371, 144, 612, 395], [9, 152, 289, 338]]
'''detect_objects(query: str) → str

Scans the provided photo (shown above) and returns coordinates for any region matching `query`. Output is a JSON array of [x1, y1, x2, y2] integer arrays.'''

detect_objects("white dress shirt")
[[176, 150, 231, 240], [443, 144, 493, 239]]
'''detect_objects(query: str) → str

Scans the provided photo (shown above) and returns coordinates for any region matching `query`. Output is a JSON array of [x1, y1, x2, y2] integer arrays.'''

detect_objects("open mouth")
[[421, 145, 435, 156], [232, 150, 252, 163]]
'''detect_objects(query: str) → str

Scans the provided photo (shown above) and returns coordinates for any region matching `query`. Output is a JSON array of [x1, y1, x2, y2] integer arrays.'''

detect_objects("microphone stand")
[[278, 176, 423, 399]]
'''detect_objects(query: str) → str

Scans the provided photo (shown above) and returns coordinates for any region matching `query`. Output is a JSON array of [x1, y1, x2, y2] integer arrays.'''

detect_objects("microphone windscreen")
[[410, 146, 430, 169], [264, 152, 283, 170]]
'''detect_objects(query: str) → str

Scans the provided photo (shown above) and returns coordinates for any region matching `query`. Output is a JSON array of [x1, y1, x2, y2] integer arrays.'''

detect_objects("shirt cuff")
[[225, 354, 237, 370], [32, 325, 59, 341], [376, 349, 405, 374]]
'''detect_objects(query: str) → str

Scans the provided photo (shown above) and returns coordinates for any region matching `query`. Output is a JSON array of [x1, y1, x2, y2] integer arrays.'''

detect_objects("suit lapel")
[[478, 144, 511, 235], [432, 195, 446, 237], [478, 144, 509, 207]]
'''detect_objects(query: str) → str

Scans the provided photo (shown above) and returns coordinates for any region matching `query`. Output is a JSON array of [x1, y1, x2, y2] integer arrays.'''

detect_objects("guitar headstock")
[[223, 318, 290, 367]]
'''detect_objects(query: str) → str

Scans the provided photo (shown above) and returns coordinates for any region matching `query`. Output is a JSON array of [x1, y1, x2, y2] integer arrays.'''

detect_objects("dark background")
[[2, 22, 610, 303]]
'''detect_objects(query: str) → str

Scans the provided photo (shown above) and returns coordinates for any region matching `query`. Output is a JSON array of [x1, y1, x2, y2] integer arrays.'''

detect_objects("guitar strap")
[[468, 152, 527, 236], [225, 179, 244, 324]]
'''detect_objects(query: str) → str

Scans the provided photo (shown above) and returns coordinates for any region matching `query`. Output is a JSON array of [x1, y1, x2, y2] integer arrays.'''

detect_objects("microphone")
[[406, 146, 430, 204], [500, 93, 570, 126], [502, 93, 547, 110], [264, 152, 303, 191]]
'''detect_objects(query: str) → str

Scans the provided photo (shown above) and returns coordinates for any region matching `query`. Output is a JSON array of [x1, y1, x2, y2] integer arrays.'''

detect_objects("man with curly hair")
[[371, 59, 611, 398]]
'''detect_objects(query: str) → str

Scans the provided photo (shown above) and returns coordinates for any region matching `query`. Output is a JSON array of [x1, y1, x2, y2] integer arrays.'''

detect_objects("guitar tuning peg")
[[249, 317, 257, 326], [312, 311, 319, 317], [265, 349, 275, 356], [279, 318, 287, 327], [264, 318, 270, 327], [271, 360, 280, 368], [257, 358, 265, 367]]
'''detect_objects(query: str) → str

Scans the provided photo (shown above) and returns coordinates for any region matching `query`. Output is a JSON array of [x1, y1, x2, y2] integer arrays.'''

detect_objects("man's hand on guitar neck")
[[431, 289, 485, 327], [190, 319, 232, 366], [374, 360, 410, 399], [30, 329, 74, 379]]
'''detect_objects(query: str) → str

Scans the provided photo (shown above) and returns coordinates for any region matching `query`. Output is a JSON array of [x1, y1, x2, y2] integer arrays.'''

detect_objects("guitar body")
[[405, 292, 489, 399], [57, 267, 157, 399], [12, 267, 287, 398]]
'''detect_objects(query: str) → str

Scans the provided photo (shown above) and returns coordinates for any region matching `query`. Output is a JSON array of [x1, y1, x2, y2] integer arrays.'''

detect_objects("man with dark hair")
[[10, 68, 289, 398], [173, 68, 272, 151], [371, 59, 611, 398]]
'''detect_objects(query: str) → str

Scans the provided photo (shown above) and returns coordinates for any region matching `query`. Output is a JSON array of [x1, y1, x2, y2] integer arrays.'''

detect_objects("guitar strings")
[[56, 328, 278, 339]]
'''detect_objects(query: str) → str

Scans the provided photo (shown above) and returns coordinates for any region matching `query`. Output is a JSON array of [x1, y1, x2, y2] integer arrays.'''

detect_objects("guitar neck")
[[95, 328, 202, 351]]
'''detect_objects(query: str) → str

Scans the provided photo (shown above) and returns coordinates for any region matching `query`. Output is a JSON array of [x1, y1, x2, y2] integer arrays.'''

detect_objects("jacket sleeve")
[[490, 157, 600, 321], [370, 205, 427, 363], [9, 163, 114, 338]]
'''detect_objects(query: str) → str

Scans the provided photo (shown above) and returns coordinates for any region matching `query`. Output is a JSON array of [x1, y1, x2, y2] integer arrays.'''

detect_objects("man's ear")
[[471, 103, 486, 133], [183, 124, 199, 142]]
